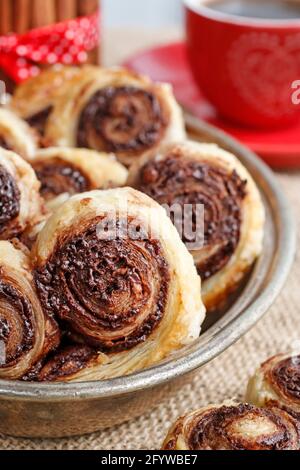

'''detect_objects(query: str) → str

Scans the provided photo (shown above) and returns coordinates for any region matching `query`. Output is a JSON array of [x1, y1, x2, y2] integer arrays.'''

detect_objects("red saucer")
[[124, 42, 300, 169]]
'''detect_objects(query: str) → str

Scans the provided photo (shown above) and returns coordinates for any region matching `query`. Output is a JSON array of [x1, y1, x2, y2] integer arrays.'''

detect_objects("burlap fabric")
[[0, 30, 299, 451]]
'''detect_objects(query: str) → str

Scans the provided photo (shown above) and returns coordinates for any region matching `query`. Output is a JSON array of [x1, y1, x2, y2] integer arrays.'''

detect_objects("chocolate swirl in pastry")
[[246, 353, 300, 420], [128, 141, 265, 311], [11, 67, 80, 140], [0, 241, 60, 380], [0, 149, 44, 240], [21, 148, 127, 245], [32, 187, 205, 381], [162, 403, 300, 450], [0, 108, 37, 161], [32, 148, 128, 212], [35, 345, 98, 382], [43, 67, 186, 166]]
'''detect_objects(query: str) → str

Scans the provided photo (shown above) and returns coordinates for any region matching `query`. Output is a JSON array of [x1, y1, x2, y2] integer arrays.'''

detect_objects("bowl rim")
[[0, 117, 296, 402], [184, 0, 300, 28]]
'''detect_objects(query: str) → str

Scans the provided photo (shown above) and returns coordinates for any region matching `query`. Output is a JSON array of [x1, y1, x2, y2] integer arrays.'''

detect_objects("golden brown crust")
[[10, 66, 81, 140], [128, 141, 265, 312], [18, 147, 127, 246], [42, 67, 186, 166], [31, 187, 205, 381], [0, 241, 60, 380], [0, 108, 37, 161], [162, 403, 300, 450], [36, 345, 98, 382], [0, 149, 44, 240], [246, 353, 300, 419], [32, 147, 128, 209]]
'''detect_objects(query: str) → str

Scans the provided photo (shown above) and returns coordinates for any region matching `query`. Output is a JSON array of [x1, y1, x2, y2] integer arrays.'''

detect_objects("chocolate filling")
[[0, 280, 34, 366], [134, 154, 247, 279], [188, 404, 298, 450], [272, 356, 300, 401], [0, 164, 21, 236], [36, 345, 97, 382], [163, 422, 183, 450], [26, 106, 52, 136], [77, 86, 168, 156], [34, 219, 170, 352], [33, 157, 90, 200]]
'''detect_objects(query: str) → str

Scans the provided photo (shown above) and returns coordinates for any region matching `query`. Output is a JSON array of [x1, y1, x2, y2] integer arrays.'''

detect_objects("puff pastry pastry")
[[0, 241, 60, 380], [32, 147, 128, 211], [0, 149, 44, 240], [162, 403, 300, 450], [128, 141, 265, 311], [32, 187, 205, 381], [42, 67, 186, 166], [246, 353, 300, 420], [10, 66, 80, 138], [0, 107, 37, 161], [34, 345, 98, 382]]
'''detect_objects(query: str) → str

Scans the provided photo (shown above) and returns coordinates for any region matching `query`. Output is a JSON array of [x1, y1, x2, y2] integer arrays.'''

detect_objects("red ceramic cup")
[[185, 0, 300, 129]]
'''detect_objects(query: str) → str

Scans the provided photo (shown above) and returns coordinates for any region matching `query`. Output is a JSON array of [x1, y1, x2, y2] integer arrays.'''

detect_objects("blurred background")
[[103, 0, 183, 28], [102, 0, 183, 66]]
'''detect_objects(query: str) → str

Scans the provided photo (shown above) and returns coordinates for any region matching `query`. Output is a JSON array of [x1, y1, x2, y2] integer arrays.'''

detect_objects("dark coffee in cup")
[[204, 0, 300, 20]]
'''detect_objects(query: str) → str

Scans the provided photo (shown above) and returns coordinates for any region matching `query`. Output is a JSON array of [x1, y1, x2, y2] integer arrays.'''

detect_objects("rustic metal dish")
[[0, 114, 296, 438]]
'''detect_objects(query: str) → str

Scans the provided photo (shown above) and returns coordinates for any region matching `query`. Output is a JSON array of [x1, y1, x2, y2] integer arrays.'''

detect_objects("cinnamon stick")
[[14, 0, 30, 33], [56, 0, 77, 21], [78, 0, 99, 16], [0, 0, 13, 34], [77, 0, 100, 64], [32, 0, 56, 28]]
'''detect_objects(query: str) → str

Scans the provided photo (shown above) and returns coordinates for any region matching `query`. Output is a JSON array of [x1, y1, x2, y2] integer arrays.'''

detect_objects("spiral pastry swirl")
[[0, 108, 37, 161], [162, 403, 300, 450], [0, 149, 44, 240], [32, 187, 205, 381], [246, 354, 300, 420], [128, 141, 265, 311], [35, 219, 170, 351], [32, 148, 128, 212], [0, 241, 60, 380], [42, 67, 186, 166]]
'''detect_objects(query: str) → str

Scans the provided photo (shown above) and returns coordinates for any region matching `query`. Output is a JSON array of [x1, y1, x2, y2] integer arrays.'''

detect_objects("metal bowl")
[[0, 115, 296, 438]]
